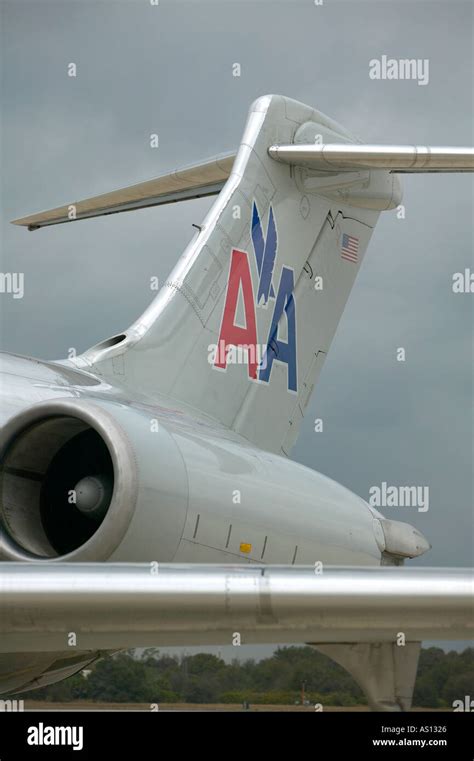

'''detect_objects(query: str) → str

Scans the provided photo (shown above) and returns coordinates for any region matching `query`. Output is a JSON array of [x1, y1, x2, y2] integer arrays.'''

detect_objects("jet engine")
[[0, 398, 188, 561]]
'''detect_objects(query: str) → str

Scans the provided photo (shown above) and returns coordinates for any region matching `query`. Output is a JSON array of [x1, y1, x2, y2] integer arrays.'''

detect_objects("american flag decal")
[[341, 233, 359, 263]]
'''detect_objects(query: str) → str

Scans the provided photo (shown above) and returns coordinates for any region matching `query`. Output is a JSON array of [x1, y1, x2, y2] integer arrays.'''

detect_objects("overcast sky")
[[1, 0, 472, 658]]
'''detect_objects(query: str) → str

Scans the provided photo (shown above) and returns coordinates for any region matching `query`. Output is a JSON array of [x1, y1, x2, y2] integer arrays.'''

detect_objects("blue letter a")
[[259, 266, 297, 392]]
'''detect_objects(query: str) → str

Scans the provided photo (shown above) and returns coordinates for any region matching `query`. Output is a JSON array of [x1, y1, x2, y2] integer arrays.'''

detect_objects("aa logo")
[[214, 202, 297, 392]]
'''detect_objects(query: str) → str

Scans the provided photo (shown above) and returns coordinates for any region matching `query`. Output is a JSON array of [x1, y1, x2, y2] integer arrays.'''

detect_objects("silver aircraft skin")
[[0, 95, 472, 710]]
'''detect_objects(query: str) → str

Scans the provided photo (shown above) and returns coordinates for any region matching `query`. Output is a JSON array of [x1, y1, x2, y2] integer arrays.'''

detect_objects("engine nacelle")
[[0, 398, 188, 561], [1, 396, 427, 567]]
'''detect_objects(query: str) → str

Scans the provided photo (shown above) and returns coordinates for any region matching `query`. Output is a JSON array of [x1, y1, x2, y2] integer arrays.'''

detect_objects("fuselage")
[[0, 350, 434, 694], [0, 351, 382, 567]]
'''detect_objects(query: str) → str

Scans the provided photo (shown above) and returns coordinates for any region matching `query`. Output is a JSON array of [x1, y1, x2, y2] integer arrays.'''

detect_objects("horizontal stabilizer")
[[268, 143, 474, 172], [12, 153, 236, 230], [0, 564, 471, 652]]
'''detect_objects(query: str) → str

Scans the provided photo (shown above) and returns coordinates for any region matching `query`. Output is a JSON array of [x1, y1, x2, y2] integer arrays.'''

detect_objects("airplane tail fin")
[[13, 95, 473, 454]]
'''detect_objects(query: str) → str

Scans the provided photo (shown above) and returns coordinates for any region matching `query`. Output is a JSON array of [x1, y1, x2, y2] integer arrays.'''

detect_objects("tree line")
[[18, 646, 473, 707]]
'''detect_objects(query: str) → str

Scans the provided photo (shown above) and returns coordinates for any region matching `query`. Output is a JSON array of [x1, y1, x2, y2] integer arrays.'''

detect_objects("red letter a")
[[215, 248, 258, 379]]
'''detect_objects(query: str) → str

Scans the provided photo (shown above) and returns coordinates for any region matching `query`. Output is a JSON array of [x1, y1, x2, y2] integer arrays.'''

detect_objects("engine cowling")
[[0, 398, 188, 561]]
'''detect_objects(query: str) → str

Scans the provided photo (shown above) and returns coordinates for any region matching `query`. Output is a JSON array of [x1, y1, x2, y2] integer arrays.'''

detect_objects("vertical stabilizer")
[[78, 95, 401, 454]]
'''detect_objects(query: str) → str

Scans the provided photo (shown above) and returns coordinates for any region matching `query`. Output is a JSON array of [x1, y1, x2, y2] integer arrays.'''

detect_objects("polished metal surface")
[[1, 564, 471, 652], [268, 143, 474, 172]]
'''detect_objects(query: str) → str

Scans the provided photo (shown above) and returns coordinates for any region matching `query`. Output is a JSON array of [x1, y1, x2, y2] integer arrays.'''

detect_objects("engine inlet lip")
[[0, 398, 138, 562]]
